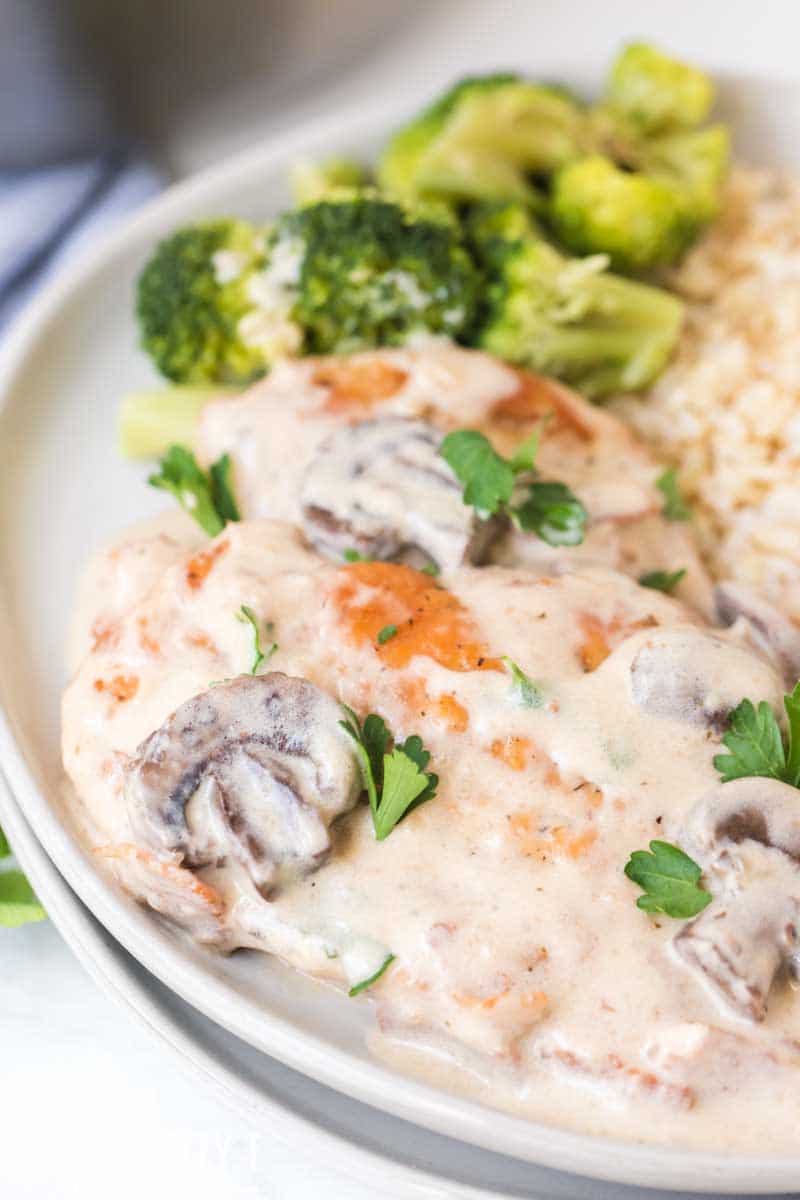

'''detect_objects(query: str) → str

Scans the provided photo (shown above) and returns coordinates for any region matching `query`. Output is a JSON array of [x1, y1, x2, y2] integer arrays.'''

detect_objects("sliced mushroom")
[[629, 627, 783, 730], [124, 672, 362, 896], [675, 778, 800, 1021], [715, 581, 800, 687], [300, 417, 506, 574]]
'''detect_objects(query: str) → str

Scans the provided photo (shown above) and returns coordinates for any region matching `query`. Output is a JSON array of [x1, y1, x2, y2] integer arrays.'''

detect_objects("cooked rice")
[[611, 167, 800, 620]]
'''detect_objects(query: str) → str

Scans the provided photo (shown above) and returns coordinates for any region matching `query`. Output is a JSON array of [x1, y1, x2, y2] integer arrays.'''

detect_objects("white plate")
[[4, 771, 790, 1200], [1, 47, 800, 1196]]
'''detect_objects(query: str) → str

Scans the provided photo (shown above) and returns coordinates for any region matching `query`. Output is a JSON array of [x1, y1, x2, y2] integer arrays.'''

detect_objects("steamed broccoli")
[[549, 156, 692, 272], [605, 43, 714, 134], [551, 46, 728, 271], [272, 195, 480, 353], [465, 202, 683, 398], [378, 74, 587, 209], [137, 220, 276, 385], [137, 197, 480, 382], [289, 157, 369, 205]]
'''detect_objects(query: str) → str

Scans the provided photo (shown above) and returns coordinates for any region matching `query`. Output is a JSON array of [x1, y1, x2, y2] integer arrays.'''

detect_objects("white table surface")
[[0, 916, 382, 1199]]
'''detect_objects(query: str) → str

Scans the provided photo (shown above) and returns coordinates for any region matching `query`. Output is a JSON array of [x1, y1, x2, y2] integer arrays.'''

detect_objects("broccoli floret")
[[639, 125, 730, 225], [136, 198, 480, 381], [605, 43, 714, 134], [549, 156, 692, 272], [466, 202, 683, 398], [378, 74, 587, 209], [136, 220, 277, 385], [277, 196, 480, 353], [289, 157, 369, 205], [553, 46, 728, 271], [549, 121, 729, 272]]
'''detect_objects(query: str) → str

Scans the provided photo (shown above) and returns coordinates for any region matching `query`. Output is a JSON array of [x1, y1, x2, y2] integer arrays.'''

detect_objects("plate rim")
[[1, 92, 799, 1194], [0, 770, 525, 1200]]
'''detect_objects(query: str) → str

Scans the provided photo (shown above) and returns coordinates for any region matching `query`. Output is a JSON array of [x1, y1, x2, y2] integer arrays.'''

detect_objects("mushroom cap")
[[680, 777, 800, 868], [300, 416, 506, 573], [674, 778, 800, 1022], [715, 580, 800, 688], [124, 672, 362, 894], [629, 626, 784, 730]]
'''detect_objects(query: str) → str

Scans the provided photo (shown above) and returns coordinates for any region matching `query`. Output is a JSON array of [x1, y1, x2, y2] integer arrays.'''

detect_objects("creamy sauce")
[[61, 348, 800, 1150]]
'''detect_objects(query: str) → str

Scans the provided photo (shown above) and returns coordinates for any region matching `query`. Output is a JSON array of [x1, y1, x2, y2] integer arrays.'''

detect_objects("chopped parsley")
[[376, 624, 398, 645], [624, 840, 711, 918], [236, 606, 277, 674], [343, 548, 371, 563], [340, 708, 438, 841], [501, 656, 543, 708], [713, 682, 800, 786], [149, 444, 240, 536], [638, 568, 686, 594], [348, 952, 396, 996], [510, 481, 587, 547], [440, 429, 586, 547], [656, 467, 690, 522], [208, 453, 240, 523], [420, 562, 440, 577]]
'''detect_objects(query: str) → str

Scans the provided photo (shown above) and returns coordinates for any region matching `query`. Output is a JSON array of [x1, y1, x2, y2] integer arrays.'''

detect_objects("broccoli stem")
[[118, 386, 234, 460]]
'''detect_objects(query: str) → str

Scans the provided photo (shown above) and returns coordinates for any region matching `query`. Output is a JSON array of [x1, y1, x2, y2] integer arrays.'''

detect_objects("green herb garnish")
[[510, 481, 587, 546], [638, 568, 686, 594], [348, 952, 396, 996], [500, 656, 543, 708], [624, 840, 711, 918], [236, 606, 277, 674], [340, 708, 438, 840], [713, 683, 800, 786], [149, 444, 240, 535], [376, 624, 398, 645], [656, 467, 690, 521], [344, 548, 371, 563], [440, 429, 586, 547]]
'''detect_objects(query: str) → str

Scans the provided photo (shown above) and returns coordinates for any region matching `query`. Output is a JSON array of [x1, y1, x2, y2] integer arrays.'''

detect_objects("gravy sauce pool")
[[61, 349, 800, 1151]]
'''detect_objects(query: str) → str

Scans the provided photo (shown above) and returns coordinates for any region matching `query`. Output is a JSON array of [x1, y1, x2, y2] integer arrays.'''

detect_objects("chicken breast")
[[195, 344, 713, 612], [61, 516, 800, 1148]]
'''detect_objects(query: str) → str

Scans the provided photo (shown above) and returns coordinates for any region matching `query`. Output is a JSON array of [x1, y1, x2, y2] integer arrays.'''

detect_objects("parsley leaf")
[[440, 429, 586, 548], [344, 548, 371, 563], [656, 467, 690, 521], [420, 562, 440, 577], [784, 683, 800, 786], [501, 656, 543, 708], [237, 606, 276, 674], [510, 481, 587, 547], [624, 840, 712, 918], [638, 568, 686, 594], [373, 751, 433, 841], [713, 686, 800, 785], [348, 952, 396, 996], [340, 708, 437, 839], [377, 624, 398, 644], [508, 429, 541, 474], [209, 453, 241, 523], [149, 444, 240, 536], [0, 871, 46, 928], [394, 735, 439, 810], [440, 430, 515, 515]]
